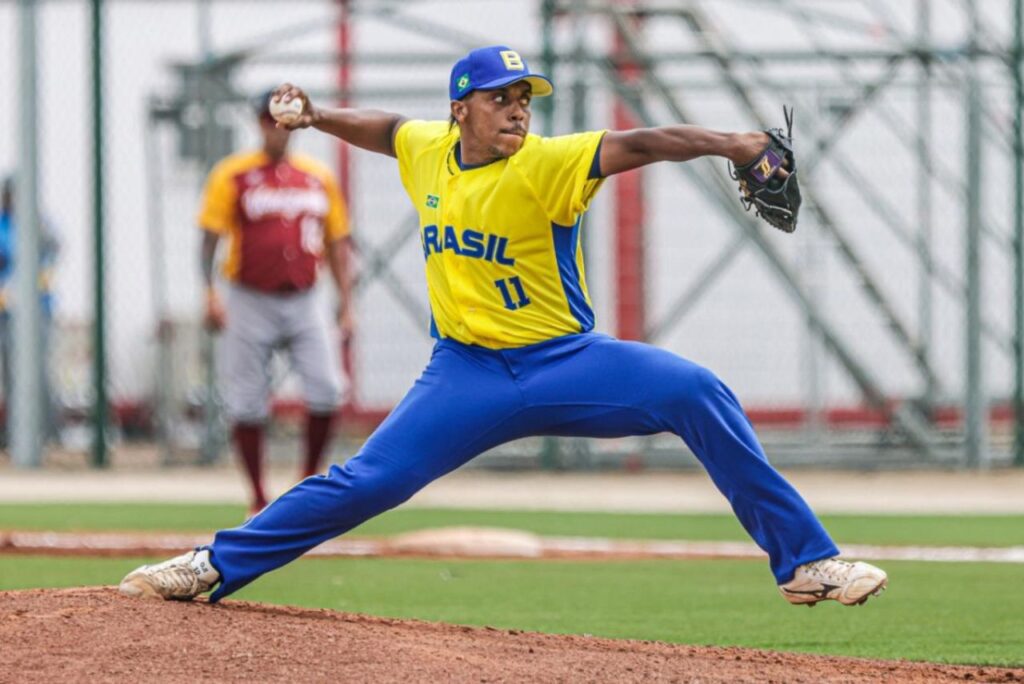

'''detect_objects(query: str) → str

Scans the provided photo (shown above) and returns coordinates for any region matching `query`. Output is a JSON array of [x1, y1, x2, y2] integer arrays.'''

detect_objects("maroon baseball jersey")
[[198, 151, 348, 292]]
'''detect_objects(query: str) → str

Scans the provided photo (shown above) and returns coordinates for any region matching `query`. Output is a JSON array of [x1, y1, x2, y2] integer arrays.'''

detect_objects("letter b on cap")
[[500, 50, 524, 71]]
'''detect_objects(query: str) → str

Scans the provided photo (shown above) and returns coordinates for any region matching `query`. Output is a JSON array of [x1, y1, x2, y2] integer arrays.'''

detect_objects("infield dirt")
[[1, 587, 1021, 683]]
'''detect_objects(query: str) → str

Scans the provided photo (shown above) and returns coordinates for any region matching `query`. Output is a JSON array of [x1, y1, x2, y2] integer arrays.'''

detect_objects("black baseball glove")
[[730, 106, 801, 233]]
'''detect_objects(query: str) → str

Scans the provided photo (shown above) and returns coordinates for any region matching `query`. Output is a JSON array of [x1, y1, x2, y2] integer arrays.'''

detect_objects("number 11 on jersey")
[[494, 276, 530, 311]]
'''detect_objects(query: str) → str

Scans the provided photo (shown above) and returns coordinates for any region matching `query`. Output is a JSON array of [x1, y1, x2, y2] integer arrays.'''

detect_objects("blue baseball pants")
[[208, 332, 838, 601]]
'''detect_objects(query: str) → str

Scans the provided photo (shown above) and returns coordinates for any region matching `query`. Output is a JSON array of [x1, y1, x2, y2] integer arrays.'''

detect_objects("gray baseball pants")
[[220, 284, 341, 423]]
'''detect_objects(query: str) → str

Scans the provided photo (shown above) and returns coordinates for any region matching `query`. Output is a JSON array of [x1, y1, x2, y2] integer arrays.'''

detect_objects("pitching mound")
[[0, 588, 1018, 683]]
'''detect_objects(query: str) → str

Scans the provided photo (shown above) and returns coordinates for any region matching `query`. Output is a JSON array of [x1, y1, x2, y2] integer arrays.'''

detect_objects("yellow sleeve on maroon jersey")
[[321, 172, 348, 242], [512, 130, 607, 227], [197, 154, 247, 234], [291, 154, 350, 243]]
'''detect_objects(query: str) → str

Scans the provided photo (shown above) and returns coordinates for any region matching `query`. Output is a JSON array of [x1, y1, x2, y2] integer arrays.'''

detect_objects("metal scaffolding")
[[543, 0, 1023, 467]]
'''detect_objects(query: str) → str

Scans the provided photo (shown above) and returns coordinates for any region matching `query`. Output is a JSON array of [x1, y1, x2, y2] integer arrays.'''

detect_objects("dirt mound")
[[0, 587, 1019, 683]]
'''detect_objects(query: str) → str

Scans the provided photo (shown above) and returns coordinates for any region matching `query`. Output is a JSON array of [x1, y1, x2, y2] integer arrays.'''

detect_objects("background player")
[[122, 46, 886, 607], [0, 174, 62, 449], [198, 91, 354, 515]]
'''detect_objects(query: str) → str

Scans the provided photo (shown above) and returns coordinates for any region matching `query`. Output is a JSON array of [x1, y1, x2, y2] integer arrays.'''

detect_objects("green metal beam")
[[539, 0, 556, 137], [91, 0, 108, 468]]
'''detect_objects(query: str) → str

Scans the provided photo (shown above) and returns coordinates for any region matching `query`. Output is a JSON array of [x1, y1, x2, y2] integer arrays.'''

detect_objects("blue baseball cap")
[[449, 45, 553, 101]]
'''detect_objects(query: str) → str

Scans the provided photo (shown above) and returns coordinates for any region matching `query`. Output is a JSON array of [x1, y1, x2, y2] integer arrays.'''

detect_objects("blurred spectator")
[[0, 174, 62, 447]]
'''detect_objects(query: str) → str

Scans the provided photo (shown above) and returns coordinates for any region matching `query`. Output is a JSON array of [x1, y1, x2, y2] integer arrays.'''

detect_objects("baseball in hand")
[[269, 96, 304, 125]]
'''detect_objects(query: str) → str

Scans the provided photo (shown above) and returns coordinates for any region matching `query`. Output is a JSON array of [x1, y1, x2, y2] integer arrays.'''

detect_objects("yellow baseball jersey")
[[198, 151, 348, 291], [395, 120, 606, 348]]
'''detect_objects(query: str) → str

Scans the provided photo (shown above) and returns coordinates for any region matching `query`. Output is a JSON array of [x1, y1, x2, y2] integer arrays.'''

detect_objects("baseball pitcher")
[[122, 46, 885, 608]]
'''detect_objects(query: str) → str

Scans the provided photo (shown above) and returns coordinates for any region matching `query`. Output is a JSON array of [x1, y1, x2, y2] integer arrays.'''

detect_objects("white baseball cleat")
[[779, 558, 888, 607], [119, 549, 220, 601]]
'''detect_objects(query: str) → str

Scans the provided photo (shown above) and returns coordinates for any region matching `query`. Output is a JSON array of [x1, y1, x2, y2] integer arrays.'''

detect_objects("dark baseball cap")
[[449, 45, 553, 101], [252, 88, 276, 118]]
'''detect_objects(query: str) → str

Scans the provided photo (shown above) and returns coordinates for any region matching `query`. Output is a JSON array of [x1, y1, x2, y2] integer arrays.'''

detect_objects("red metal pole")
[[336, 0, 352, 202], [333, 0, 358, 417], [612, 9, 646, 341], [336, 0, 356, 410]]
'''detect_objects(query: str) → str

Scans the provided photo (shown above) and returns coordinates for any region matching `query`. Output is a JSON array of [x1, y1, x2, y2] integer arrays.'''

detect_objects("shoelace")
[[803, 559, 854, 584], [154, 566, 198, 594], [144, 553, 200, 594]]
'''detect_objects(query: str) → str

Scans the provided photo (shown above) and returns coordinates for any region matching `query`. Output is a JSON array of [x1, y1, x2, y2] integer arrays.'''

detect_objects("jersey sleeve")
[[516, 130, 607, 227], [394, 120, 451, 197], [196, 160, 238, 234]]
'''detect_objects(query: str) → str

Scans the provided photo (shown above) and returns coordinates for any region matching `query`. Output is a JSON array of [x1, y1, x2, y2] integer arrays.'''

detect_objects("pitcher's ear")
[[450, 100, 468, 125]]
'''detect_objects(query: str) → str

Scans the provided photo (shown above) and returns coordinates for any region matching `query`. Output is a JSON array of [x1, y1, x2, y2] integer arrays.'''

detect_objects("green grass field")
[[1, 504, 1022, 667]]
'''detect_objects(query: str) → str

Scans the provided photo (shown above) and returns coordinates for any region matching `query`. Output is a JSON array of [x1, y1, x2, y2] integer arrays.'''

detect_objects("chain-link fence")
[[1, 0, 1021, 469]]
